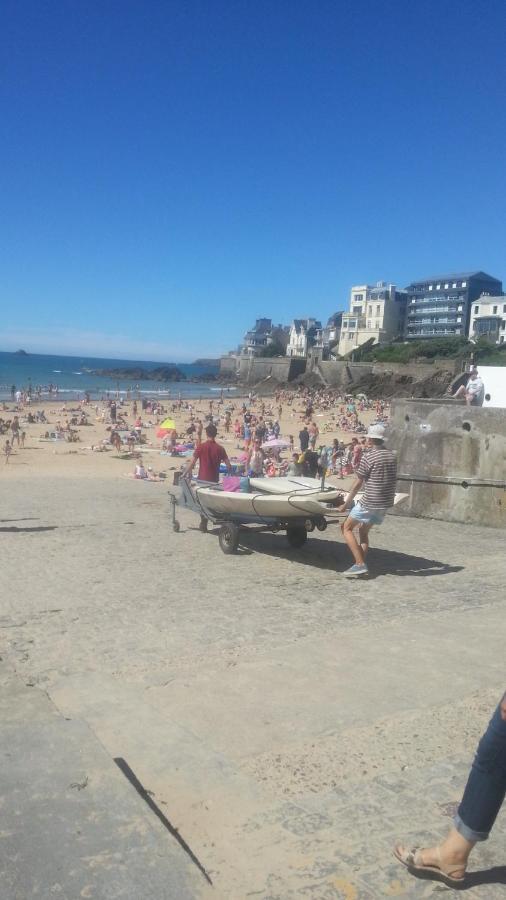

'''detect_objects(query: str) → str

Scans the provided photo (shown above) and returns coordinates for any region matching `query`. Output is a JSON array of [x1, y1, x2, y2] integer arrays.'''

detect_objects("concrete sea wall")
[[219, 355, 306, 383], [220, 355, 462, 390], [389, 398, 506, 528]]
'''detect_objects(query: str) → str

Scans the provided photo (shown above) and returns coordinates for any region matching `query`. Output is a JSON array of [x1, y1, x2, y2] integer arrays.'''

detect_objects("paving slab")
[[0, 667, 209, 899], [1, 476, 506, 897]]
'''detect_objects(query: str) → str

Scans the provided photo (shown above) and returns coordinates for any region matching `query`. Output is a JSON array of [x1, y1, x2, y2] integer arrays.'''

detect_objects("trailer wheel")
[[286, 526, 307, 548], [316, 517, 327, 531], [219, 523, 240, 554]]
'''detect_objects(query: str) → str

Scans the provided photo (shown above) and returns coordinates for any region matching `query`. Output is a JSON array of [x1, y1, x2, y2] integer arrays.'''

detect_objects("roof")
[[407, 271, 501, 286]]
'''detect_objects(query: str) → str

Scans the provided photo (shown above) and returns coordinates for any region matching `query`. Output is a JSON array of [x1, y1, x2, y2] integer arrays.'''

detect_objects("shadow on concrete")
[[0, 526, 57, 533], [463, 866, 506, 889], [234, 532, 463, 578], [409, 864, 506, 890], [0, 518, 40, 523]]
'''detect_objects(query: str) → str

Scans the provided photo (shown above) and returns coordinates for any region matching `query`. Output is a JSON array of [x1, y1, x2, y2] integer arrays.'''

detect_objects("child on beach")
[[4, 440, 12, 463]]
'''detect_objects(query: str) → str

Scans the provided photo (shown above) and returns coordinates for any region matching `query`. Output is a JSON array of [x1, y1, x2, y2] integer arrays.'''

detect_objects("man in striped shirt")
[[338, 423, 397, 577]]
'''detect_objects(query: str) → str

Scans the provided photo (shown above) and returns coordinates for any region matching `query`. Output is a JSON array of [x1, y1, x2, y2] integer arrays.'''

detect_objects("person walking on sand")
[[186, 424, 231, 532], [394, 690, 506, 887], [299, 425, 309, 453], [186, 424, 231, 484], [11, 415, 20, 447], [338, 423, 397, 577], [4, 440, 11, 463]]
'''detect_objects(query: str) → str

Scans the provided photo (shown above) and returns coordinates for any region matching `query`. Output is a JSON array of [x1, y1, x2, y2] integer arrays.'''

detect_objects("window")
[[452, 282, 457, 288], [502, 322, 505, 331], [368, 305, 373, 315], [428, 285, 433, 291], [436, 284, 441, 289], [349, 332, 355, 339], [457, 317, 461, 323], [411, 298, 416, 304], [376, 305, 381, 315], [461, 281, 467, 287], [493, 306, 498, 314], [367, 320, 372, 329], [352, 305, 362, 315], [342, 321, 347, 329], [375, 320, 380, 329], [354, 294, 363, 303], [474, 306, 479, 314], [501, 336, 505, 343], [444, 283, 449, 289]]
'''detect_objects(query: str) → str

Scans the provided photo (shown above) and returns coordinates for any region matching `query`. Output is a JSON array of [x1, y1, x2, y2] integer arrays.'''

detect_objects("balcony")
[[408, 308, 459, 317], [342, 316, 366, 329]]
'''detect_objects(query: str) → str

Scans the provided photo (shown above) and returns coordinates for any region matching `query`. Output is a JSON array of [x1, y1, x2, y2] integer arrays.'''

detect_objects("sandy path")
[[1, 464, 505, 897]]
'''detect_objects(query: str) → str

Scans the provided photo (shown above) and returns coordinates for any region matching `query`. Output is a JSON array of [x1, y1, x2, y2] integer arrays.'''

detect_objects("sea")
[[0, 351, 233, 402]]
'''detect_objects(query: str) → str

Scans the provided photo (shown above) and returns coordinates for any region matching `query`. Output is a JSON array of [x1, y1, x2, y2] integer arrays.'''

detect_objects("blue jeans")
[[454, 694, 506, 841]]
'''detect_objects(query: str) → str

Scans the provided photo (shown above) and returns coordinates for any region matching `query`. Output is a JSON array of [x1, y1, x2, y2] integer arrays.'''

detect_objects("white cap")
[[366, 423, 386, 440]]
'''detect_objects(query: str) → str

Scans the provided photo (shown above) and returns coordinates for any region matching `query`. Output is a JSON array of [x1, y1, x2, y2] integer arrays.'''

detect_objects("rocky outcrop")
[[90, 366, 186, 381]]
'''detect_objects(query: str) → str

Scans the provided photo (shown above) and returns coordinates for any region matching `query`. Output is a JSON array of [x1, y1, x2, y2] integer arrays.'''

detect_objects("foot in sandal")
[[393, 842, 468, 886]]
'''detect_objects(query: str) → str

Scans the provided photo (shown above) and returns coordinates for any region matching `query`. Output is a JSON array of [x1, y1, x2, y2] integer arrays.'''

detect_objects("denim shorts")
[[350, 501, 387, 525]]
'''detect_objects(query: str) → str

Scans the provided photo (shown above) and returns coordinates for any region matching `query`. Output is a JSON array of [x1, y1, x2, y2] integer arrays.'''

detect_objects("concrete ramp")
[[0, 667, 208, 899]]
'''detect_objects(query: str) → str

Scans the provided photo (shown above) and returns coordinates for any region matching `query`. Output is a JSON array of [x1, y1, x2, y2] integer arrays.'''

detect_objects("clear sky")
[[1, 0, 505, 361]]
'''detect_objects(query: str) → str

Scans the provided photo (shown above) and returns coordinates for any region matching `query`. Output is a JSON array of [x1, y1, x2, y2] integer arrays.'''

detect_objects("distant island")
[[90, 366, 187, 382], [14, 349, 28, 355], [193, 358, 220, 366]]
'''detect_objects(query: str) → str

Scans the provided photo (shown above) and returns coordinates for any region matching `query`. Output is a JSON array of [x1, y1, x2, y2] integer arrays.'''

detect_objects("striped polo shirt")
[[355, 446, 397, 509]]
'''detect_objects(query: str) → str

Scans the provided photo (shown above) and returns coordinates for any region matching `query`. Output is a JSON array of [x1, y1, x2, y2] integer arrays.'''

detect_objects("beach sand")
[[0, 391, 380, 483], [3, 393, 504, 896]]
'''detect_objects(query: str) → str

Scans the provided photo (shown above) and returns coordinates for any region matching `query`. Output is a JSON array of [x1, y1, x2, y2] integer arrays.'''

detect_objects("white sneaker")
[[343, 563, 368, 577]]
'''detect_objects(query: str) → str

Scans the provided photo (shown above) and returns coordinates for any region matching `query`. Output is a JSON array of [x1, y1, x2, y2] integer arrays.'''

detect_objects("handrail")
[[398, 473, 506, 489]]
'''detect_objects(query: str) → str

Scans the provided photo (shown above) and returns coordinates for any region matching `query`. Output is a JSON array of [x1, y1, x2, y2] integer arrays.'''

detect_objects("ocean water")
[[0, 351, 230, 401]]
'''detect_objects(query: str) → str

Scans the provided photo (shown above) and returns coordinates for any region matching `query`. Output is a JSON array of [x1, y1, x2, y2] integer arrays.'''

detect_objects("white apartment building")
[[337, 282, 407, 357], [469, 294, 506, 344], [286, 318, 321, 357]]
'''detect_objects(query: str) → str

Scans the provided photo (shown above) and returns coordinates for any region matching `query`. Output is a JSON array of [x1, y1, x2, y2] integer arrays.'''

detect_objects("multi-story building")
[[405, 271, 502, 340], [240, 318, 289, 355], [286, 318, 321, 357], [469, 294, 506, 344], [314, 312, 343, 357], [338, 283, 407, 357]]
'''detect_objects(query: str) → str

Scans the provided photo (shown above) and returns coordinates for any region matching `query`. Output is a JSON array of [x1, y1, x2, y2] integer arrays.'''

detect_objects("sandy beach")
[[0, 390, 381, 484], [2, 391, 506, 898]]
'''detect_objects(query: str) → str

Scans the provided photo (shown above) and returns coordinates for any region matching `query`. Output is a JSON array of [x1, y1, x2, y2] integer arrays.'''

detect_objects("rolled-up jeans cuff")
[[453, 813, 489, 843]]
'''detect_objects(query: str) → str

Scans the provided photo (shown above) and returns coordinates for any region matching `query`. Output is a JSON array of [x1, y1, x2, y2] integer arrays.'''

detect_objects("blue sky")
[[1, 0, 505, 361]]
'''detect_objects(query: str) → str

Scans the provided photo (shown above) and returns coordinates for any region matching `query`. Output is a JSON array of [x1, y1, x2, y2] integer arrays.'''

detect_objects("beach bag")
[[222, 476, 242, 492]]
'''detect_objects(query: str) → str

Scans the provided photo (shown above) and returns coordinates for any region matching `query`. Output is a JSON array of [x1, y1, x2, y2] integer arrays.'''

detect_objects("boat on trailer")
[[169, 473, 408, 555]]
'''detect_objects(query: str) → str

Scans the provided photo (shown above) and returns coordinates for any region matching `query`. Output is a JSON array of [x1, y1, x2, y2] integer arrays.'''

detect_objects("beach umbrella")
[[261, 438, 290, 450], [157, 417, 177, 439]]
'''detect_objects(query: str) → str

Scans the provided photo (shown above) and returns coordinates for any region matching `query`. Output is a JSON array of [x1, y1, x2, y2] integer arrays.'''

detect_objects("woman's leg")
[[454, 694, 506, 842], [395, 694, 506, 877]]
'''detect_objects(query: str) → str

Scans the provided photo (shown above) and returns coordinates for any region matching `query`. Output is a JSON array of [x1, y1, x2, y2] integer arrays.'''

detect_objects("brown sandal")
[[393, 844, 466, 886]]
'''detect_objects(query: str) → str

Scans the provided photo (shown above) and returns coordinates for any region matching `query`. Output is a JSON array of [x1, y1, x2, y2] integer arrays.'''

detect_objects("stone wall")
[[389, 398, 506, 528], [219, 356, 239, 375], [372, 359, 461, 378], [219, 355, 306, 384]]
